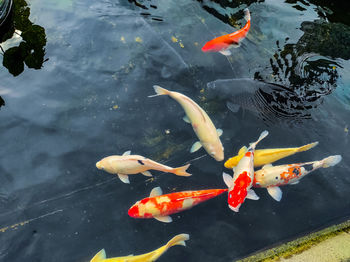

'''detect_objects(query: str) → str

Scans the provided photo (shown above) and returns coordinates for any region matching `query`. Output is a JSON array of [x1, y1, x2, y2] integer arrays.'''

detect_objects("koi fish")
[[149, 85, 224, 161], [128, 187, 227, 223], [90, 233, 189, 262], [253, 155, 342, 201], [224, 141, 319, 169], [201, 8, 250, 56], [223, 130, 268, 212], [96, 150, 191, 184]]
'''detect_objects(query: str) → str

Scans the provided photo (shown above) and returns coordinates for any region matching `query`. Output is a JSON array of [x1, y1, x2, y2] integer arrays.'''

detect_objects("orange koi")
[[223, 130, 268, 212], [128, 187, 227, 223], [202, 8, 251, 56]]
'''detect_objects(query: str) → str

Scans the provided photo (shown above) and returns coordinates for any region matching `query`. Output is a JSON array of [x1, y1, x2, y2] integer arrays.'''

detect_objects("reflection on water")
[[206, 78, 313, 123], [128, 0, 163, 21], [195, 0, 264, 27], [287, 0, 350, 26], [0, 0, 46, 76], [252, 18, 350, 121]]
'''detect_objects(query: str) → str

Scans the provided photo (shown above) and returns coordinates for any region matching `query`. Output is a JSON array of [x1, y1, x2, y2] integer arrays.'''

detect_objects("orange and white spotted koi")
[[96, 150, 191, 184], [253, 155, 342, 201], [223, 130, 268, 212], [202, 8, 251, 56], [128, 187, 227, 223]]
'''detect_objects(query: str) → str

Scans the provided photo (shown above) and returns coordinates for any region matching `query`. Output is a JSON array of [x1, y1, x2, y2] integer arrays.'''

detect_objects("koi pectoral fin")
[[141, 171, 152, 177], [150, 187, 163, 197], [183, 115, 191, 123], [267, 186, 282, 201], [117, 174, 130, 184], [217, 128, 223, 137], [219, 49, 232, 56], [190, 141, 202, 153], [154, 215, 173, 223], [246, 189, 260, 200], [223, 172, 233, 188], [226, 101, 240, 113]]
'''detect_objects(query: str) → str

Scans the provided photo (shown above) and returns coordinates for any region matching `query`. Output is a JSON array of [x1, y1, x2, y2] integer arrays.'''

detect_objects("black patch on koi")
[[292, 168, 300, 175], [275, 177, 278, 180], [138, 160, 145, 165], [304, 164, 313, 172]]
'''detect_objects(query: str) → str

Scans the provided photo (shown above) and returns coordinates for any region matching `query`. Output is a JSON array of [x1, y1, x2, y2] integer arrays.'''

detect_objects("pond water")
[[0, 0, 349, 261]]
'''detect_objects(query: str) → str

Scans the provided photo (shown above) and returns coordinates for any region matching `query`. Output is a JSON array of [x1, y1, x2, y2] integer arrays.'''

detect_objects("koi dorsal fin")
[[150, 187, 163, 197], [122, 150, 131, 156]]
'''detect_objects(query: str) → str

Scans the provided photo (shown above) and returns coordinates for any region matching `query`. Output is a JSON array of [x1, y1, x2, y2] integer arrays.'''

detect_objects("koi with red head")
[[223, 130, 269, 212], [128, 187, 228, 223], [202, 8, 251, 56]]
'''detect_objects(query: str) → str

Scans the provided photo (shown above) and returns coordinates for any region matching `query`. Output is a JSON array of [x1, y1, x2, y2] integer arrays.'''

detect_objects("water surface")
[[0, 0, 349, 261]]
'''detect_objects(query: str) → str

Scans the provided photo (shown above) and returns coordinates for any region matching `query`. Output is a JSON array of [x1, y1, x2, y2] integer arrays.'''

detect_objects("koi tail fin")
[[244, 8, 251, 21], [90, 249, 106, 262], [249, 130, 269, 151], [166, 234, 190, 248], [297, 141, 319, 152], [320, 155, 342, 168], [173, 163, 192, 177], [148, 85, 171, 97]]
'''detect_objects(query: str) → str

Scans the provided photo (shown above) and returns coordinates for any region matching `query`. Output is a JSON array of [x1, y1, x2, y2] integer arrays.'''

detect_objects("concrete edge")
[[238, 219, 350, 262]]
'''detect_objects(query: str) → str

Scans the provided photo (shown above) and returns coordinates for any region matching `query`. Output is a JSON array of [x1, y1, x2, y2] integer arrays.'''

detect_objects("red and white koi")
[[128, 187, 228, 223], [96, 151, 191, 184], [223, 130, 268, 212], [253, 155, 342, 201], [202, 8, 251, 56], [149, 85, 224, 161]]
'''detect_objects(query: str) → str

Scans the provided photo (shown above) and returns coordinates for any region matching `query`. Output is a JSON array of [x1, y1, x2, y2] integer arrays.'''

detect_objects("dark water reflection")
[[0, 0, 350, 261], [0, 0, 47, 76]]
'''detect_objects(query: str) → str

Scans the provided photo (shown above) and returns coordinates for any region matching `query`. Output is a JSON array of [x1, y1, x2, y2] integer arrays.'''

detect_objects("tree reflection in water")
[[0, 0, 47, 76]]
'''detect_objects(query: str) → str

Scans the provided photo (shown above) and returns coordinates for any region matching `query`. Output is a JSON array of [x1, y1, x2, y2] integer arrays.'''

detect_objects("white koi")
[[253, 155, 342, 201], [149, 85, 224, 161], [96, 150, 191, 184]]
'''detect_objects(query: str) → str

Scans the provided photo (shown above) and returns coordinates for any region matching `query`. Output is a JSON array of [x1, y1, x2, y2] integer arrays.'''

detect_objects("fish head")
[[207, 143, 224, 161], [96, 160, 104, 170], [95, 157, 116, 173], [227, 189, 245, 212]]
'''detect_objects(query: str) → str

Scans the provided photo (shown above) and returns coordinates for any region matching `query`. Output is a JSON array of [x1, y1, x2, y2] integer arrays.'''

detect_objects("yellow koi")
[[224, 141, 318, 168], [90, 233, 189, 262]]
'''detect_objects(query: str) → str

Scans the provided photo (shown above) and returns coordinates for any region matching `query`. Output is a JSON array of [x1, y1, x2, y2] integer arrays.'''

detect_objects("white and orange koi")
[[96, 151, 191, 184], [253, 155, 342, 201], [223, 130, 268, 212], [149, 85, 224, 161], [202, 8, 251, 56], [90, 233, 189, 262], [128, 187, 228, 223]]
